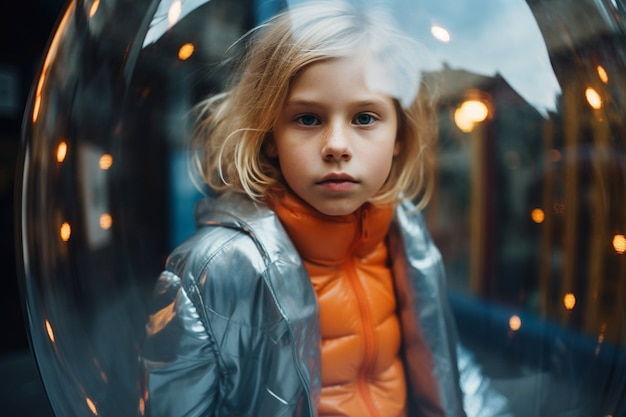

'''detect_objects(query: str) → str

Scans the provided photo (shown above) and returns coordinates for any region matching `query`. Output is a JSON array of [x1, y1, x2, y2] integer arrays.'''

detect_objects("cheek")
[[277, 151, 304, 182]]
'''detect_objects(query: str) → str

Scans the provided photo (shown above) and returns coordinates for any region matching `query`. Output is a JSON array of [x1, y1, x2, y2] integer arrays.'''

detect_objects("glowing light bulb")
[[509, 315, 521, 331], [99, 154, 113, 170], [531, 208, 545, 224], [585, 87, 602, 109], [60, 222, 71, 242], [613, 234, 626, 254], [178, 43, 195, 60], [454, 100, 489, 132], [99, 213, 112, 230], [56, 141, 68, 163], [563, 293, 576, 310]]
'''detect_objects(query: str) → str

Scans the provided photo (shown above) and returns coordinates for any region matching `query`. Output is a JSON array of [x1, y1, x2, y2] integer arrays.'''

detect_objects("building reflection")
[[419, 0, 625, 413]]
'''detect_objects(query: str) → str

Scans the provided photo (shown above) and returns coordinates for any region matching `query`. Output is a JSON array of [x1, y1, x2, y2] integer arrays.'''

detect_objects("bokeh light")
[[509, 315, 522, 331], [431, 25, 451, 42], [531, 208, 545, 224], [56, 141, 67, 163], [585, 86, 603, 109], [613, 234, 626, 254], [178, 43, 195, 60], [59, 222, 71, 242], [99, 154, 113, 170]]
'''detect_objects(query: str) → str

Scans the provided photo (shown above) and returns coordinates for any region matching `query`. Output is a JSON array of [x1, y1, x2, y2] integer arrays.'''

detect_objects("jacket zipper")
[[345, 208, 381, 417]]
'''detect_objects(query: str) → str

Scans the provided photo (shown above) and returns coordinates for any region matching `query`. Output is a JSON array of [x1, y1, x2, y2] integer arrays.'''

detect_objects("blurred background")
[[4, 0, 626, 416], [1, 0, 63, 415]]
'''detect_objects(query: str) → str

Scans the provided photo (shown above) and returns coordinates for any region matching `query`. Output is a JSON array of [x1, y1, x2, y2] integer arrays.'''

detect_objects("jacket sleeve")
[[142, 270, 221, 417], [140, 220, 317, 417], [457, 344, 514, 417]]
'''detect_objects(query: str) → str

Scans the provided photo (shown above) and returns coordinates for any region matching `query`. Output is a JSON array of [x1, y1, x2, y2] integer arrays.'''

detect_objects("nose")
[[321, 124, 352, 161]]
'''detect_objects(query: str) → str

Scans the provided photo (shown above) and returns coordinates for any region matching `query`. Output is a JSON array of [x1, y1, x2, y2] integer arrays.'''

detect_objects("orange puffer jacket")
[[271, 192, 406, 417]]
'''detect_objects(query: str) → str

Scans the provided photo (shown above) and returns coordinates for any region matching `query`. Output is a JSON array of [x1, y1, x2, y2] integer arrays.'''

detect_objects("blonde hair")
[[192, 0, 437, 209]]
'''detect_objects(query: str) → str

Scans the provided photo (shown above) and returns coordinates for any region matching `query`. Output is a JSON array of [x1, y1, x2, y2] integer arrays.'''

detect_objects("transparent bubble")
[[16, 0, 626, 416]]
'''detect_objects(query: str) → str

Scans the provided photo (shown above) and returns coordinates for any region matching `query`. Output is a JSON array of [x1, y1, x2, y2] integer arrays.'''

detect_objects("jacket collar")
[[266, 191, 394, 265]]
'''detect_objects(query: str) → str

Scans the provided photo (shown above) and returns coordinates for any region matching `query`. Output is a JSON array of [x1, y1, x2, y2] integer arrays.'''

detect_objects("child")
[[142, 1, 510, 416]]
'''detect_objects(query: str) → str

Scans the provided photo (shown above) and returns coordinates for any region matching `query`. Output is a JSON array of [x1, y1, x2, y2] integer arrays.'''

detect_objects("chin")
[[312, 202, 363, 217]]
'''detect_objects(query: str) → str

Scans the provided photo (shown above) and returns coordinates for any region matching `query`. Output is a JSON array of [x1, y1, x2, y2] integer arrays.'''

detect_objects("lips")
[[317, 173, 357, 184], [316, 173, 358, 191]]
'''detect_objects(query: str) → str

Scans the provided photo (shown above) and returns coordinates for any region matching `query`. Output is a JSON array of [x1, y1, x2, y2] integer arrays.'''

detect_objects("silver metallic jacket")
[[142, 193, 512, 417]]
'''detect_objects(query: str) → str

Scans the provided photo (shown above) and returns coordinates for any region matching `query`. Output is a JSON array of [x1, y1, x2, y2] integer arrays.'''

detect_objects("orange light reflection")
[[178, 43, 195, 60], [60, 222, 71, 242], [86, 396, 98, 415], [45, 320, 55, 343], [89, 0, 100, 18], [613, 234, 626, 254], [56, 141, 68, 163], [531, 208, 545, 224], [99, 154, 113, 170], [563, 293, 576, 310], [585, 87, 602, 109], [32, 3, 74, 123], [454, 100, 489, 133], [597, 65, 608, 83], [99, 213, 112, 230], [509, 315, 521, 331]]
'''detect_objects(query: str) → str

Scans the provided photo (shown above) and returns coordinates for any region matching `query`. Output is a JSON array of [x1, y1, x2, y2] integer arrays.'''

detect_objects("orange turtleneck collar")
[[266, 191, 395, 264], [267, 190, 407, 417]]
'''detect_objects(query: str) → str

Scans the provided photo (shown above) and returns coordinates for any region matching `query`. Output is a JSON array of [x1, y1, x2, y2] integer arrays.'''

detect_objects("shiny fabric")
[[142, 192, 513, 417], [269, 192, 406, 416]]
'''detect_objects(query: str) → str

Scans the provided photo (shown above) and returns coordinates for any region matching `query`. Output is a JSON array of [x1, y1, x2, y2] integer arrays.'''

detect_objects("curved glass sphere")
[[16, 0, 626, 416]]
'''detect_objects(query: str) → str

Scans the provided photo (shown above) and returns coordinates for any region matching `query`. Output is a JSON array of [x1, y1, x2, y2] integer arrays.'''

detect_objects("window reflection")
[[417, 0, 625, 414]]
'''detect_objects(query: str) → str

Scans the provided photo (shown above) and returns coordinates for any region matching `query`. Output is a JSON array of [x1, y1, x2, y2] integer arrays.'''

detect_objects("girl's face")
[[272, 54, 400, 216]]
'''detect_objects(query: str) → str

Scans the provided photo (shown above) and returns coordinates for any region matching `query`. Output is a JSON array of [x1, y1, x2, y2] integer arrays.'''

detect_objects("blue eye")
[[354, 113, 376, 125], [296, 114, 320, 126]]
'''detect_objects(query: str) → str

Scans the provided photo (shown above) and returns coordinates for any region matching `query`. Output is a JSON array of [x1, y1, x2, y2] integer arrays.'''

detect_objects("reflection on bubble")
[[99, 213, 112, 230], [85, 397, 98, 415], [531, 208, 544, 224], [585, 86, 603, 109], [15, 0, 626, 416], [56, 141, 67, 163], [98, 154, 113, 170], [178, 42, 195, 60], [564, 293, 576, 310], [597, 65, 609, 83], [88, 0, 100, 18], [613, 234, 626, 254], [59, 222, 71, 242], [168, 0, 183, 25], [454, 99, 490, 133], [45, 320, 55, 343], [431, 24, 450, 42], [509, 315, 522, 332]]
